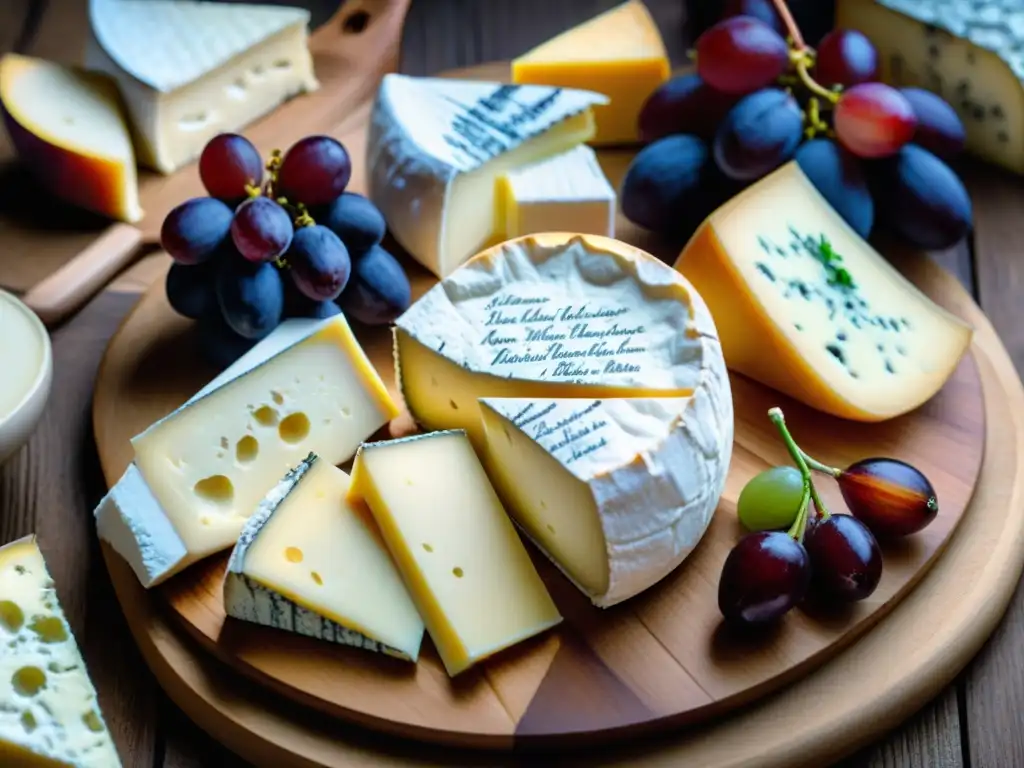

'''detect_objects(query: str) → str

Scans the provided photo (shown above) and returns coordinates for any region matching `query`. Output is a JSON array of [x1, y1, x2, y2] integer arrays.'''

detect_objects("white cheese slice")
[[498, 145, 616, 239], [224, 453, 424, 660], [480, 393, 731, 608], [367, 74, 608, 278], [0, 536, 122, 767], [84, 0, 318, 174]]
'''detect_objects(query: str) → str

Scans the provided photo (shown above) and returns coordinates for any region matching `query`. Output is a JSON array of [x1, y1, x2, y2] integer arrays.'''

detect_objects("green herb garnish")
[[804, 234, 856, 290]]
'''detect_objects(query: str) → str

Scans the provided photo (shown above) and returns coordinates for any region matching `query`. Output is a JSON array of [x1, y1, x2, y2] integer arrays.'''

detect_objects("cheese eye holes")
[[236, 435, 259, 463], [311, 571, 324, 586], [82, 710, 105, 733], [12, 666, 46, 697], [273, 59, 292, 71], [279, 412, 311, 444], [449, 400, 459, 411], [194, 475, 234, 505], [452, 567, 464, 578], [253, 406, 279, 427], [0, 601, 24, 632], [271, 390, 285, 406], [220, 437, 230, 450], [422, 543, 433, 553], [285, 547, 304, 563], [342, 9, 371, 34], [28, 616, 67, 644], [546, 524, 556, 535], [20, 711, 36, 733], [340, 407, 351, 417]]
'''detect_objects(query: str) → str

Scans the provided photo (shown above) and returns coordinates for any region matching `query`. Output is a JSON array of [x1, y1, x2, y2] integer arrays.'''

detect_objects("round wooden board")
[[97, 251, 1024, 768], [90, 49, 990, 748]]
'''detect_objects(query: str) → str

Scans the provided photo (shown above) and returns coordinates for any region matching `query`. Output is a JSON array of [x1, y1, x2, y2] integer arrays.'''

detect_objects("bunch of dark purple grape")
[[161, 133, 411, 367], [623, 0, 972, 251]]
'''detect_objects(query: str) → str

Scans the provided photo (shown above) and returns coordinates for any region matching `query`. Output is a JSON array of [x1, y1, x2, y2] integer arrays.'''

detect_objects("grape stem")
[[768, 407, 837, 524], [772, 0, 841, 105]]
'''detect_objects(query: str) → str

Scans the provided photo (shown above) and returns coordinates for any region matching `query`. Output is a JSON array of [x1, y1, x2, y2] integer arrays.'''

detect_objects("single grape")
[[638, 74, 739, 143], [795, 138, 874, 238], [199, 134, 264, 202], [696, 17, 789, 96], [718, 531, 811, 626], [714, 88, 803, 181], [277, 136, 352, 206], [722, 0, 784, 33], [838, 457, 938, 538], [161, 197, 233, 265], [870, 144, 972, 250], [804, 514, 882, 601], [287, 225, 351, 302], [834, 83, 917, 159], [318, 192, 387, 252], [337, 245, 412, 325], [196, 307, 258, 370], [216, 258, 285, 340], [737, 466, 804, 531], [285, 293, 343, 320], [813, 29, 880, 88], [620, 134, 715, 233], [230, 196, 294, 263], [899, 87, 966, 160], [165, 261, 217, 320]]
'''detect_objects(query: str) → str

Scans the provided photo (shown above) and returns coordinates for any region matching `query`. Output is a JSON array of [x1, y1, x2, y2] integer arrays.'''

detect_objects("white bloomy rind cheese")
[[224, 454, 424, 661], [0, 537, 122, 767], [96, 316, 398, 588], [85, 0, 318, 174], [367, 74, 608, 278]]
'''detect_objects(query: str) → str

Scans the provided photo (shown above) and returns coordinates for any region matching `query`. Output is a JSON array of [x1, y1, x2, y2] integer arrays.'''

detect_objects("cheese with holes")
[[223, 454, 424, 660], [367, 74, 607, 278], [0, 536, 122, 767], [511, 0, 670, 145], [0, 54, 141, 222], [84, 0, 318, 174], [394, 233, 729, 447], [675, 161, 973, 421], [480, 392, 730, 608], [97, 316, 398, 587], [348, 431, 562, 677], [497, 145, 616, 240], [837, 0, 1024, 174]]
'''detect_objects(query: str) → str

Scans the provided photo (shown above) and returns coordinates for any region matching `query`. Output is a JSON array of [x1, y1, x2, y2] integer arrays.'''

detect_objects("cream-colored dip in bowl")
[[0, 289, 52, 464]]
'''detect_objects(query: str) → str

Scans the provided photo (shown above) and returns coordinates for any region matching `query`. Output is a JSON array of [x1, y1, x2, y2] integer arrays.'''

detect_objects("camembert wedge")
[[348, 431, 562, 677], [224, 454, 424, 661], [675, 161, 973, 421]]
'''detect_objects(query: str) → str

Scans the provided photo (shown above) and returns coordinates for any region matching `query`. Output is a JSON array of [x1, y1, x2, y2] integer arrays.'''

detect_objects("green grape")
[[737, 466, 805, 531]]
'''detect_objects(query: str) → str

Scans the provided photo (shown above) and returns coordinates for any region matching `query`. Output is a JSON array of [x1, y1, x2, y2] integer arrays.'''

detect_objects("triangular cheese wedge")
[[0, 54, 141, 223], [0, 537, 122, 767], [512, 0, 670, 145], [367, 74, 608, 278], [224, 454, 425, 661], [675, 162, 973, 421]]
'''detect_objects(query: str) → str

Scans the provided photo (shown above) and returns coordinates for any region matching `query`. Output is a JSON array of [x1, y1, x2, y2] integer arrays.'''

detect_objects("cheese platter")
[[2, 0, 1023, 765]]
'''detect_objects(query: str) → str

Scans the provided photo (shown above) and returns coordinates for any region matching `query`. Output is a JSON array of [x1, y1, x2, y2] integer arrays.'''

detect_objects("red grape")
[[899, 87, 966, 160], [277, 136, 352, 206], [197, 306, 257, 369], [337, 245, 412, 325], [804, 514, 882, 601], [718, 531, 811, 625], [216, 258, 285, 340], [838, 458, 938, 538], [287, 225, 352, 301], [834, 83, 917, 158], [638, 74, 739, 142], [722, 0, 784, 33], [230, 197, 294, 263], [199, 134, 264, 202], [166, 260, 217, 320], [161, 197, 233, 265], [620, 134, 714, 233], [319, 192, 387, 252], [714, 88, 803, 181], [813, 29, 880, 88], [696, 17, 789, 96], [795, 138, 874, 238]]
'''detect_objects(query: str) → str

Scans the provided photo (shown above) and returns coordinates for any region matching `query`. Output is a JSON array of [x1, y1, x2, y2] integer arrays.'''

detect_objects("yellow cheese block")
[[674, 162, 973, 422], [511, 0, 670, 145], [348, 431, 562, 677]]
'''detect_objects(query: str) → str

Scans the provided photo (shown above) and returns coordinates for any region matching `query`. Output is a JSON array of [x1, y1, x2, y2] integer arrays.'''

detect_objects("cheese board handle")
[[22, 223, 143, 328]]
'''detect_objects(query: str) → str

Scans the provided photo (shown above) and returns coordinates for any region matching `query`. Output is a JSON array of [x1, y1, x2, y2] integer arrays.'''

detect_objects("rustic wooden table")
[[0, 1, 1021, 766]]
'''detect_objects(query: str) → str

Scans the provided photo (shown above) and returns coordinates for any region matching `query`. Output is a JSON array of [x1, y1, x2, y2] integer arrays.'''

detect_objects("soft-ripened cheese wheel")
[[0, 290, 52, 465], [224, 454, 425, 661], [511, 0, 670, 145], [676, 162, 973, 421], [0, 53, 141, 222], [367, 74, 608, 278], [0, 537, 122, 767], [348, 431, 562, 678]]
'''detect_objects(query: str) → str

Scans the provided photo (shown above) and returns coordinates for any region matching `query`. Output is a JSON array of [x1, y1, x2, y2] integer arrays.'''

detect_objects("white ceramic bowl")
[[0, 289, 53, 465]]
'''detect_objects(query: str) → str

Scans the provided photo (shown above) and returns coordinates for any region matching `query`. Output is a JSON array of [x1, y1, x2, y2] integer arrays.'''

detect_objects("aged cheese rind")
[[367, 75, 608, 278], [223, 454, 423, 660], [837, 0, 1024, 173], [675, 161, 973, 421], [0, 537, 122, 767]]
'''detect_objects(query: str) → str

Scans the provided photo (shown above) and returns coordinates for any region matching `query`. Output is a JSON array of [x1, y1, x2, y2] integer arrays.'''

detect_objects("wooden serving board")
[[90, 16, 988, 751]]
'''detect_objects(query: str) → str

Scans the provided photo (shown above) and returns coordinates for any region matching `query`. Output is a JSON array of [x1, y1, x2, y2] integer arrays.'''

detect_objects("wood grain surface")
[[2, 0, 1023, 766]]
